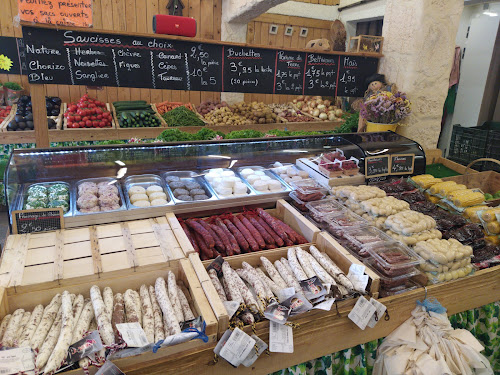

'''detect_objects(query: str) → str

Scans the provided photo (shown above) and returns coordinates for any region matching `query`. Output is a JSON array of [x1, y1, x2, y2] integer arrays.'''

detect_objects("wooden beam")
[[31, 84, 49, 148], [253, 14, 333, 30]]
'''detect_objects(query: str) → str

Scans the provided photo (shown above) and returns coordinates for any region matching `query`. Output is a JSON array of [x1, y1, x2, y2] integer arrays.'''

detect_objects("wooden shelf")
[[0, 121, 342, 145]]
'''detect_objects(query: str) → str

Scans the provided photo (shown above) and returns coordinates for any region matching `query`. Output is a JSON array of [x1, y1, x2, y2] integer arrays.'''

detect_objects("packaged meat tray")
[[379, 279, 420, 298], [238, 166, 289, 194], [306, 198, 346, 220], [365, 242, 423, 277], [125, 174, 173, 208], [375, 178, 415, 194], [21, 182, 72, 216], [288, 191, 309, 212], [290, 178, 328, 202], [163, 171, 216, 203], [364, 258, 421, 289], [326, 211, 370, 233], [75, 178, 126, 214], [340, 225, 395, 258], [203, 168, 254, 199]]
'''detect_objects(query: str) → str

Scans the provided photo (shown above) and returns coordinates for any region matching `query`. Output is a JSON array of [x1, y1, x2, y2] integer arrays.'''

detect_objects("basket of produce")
[[204, 102, 284, 127], [63, 94, 115, 129], [162, 105, 206, 127], [3, 95, 63, 132], [292, 95, 343, 121], [268, 103, 316, 123], [195, 99, 228, 121], [0, 105, 14, 130], [155, 100, 196, 115], [112, 101, 165, 128]]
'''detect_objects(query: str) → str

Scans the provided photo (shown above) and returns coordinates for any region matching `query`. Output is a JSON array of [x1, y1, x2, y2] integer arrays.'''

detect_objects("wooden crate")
[[425, 149, 475, 175], [113, 103, 167, 129], [173, 199, 321, 258], [63, 103, 117, 130], [0, 104, 15, 131], [349, 35, 384, 53], [189, 230, 379, 338], [0, 257, 218, 374], [0, 216, 186, 293]]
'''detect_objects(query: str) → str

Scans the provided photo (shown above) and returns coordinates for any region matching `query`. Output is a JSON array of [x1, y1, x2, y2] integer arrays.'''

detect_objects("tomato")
[[99, 121, 106, 127], [74, 115, 81, 122], [85, 120, 92, 127], [69, 105, 77, 112], [79, 121, 85, 127], [96, 114, 102, 120], [82, 116, 89, 122], [92, 120, 99, 127]]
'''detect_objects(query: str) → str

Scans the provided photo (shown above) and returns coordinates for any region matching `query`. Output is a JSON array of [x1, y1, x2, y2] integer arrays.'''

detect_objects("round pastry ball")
[[130, 193, 149, 203], [133, 200, 151, 207], [146, 185, 163, 196], [149, 192, 167, 201], [150, 198, 168, 206], [128, 186, 146, 196]]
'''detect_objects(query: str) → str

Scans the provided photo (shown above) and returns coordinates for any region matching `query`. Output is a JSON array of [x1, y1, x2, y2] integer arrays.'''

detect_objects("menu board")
[[365, 155, 390, 178], [391, 154, 414, 175], [23, 26, 379, 97], [12, 208, 64, 234]]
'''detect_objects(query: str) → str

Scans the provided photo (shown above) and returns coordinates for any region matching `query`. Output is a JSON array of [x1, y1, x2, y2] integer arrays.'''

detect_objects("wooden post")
[[31, 84, 50, 148]]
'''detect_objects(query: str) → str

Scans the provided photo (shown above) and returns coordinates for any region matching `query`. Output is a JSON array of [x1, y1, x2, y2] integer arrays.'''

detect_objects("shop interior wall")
[[245, 14, 332, 104], [0, 0, 222, 106]]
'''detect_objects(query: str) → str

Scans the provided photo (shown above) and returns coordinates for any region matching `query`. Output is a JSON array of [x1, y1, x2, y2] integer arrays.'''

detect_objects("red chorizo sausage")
[[215, 218, 241, 255], [224, 219, 250, 252], [238, 215, 266, 249], [186, 219, 215, 249], [280, 222, 308, 244], [245, 214, 275, 246], [229, 215, 259, 252], [192, 230, 213, 259], [209, 223, 233, 256], [256, 208, 288, 242], [256, 216, 285, 247], [180, 221, 200, 254], [198, 219, 225, 251]]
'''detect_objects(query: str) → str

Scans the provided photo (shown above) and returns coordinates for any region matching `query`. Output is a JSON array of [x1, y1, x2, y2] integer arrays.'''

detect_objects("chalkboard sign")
[[390, 154, 414, 175], [12, 208, 64, 234], [0, 37, 27, 75], [365, 155, 390, 178], [22, 25, 379, 97]]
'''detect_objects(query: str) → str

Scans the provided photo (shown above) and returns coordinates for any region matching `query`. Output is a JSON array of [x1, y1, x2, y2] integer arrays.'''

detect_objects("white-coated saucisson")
[[45, 291, 76, 374], [260, 257, 287, 290], [18, 306, 42, 348], [167, 271, 184, 323], [72, 295, 85, 324], [236, 268, 266, 301], [103, 287, 113, 322], [0, 314, 11, 342], [302, 250, 337, 286], [155, 277, 181, 336], [287, 248, 308, 281], [222, 261, 243, 304], [72, 299, 94, 344], [149, 285, 165, 343], [241, 262, 273, 300], [17, 311, 31, 338], [139, 285, 155, 344], [274, 260, 302, 293], [230, 267, 259, 312], [177, 285, 195, 321], [255, 267, 281, 296], [208, 269, 227, 302], [90, 285, 115, 346], [31, 294, 61, 351], [309, 246, 355, 292], [124, 289, 140, 324], [280, 258, 300, 284], [1, 308, 24, 347], [111, 293, 125, 342], [132, 290, 142, 326], [295, 248, 316, 279]]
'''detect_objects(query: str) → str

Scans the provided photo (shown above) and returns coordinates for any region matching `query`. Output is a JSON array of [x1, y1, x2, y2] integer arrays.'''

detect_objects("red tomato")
[[92, 120, 99, 127], [69, 105, 77, 112], [96, 115, 103, 120], [82, 116, 89, 122], [74, 115, 81, 122], [99, 121, 106, 127], [85, 120, 92, 127], [79, 121, 85, 127]]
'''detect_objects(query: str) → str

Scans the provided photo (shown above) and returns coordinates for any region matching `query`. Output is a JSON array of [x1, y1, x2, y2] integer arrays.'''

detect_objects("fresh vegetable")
[[0, 106, 12, 120], [119, 110, 161, 128], [196, 99, 228, 116], [155, 101, 195, 115], [162, 105, 205, 127], [7, 96, 61, 131], [333, 112, 359, 133], [65, 94, 113, 128], [3, 82, 22, 91], [293, 95, 343, 120], [225, 129, 264, 139]]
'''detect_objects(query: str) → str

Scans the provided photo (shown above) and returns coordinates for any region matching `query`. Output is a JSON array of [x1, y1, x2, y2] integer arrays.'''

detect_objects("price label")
[[390, 154, 414, 175], [0, 347, 35, 375], [348, 296, 376, 330], [365, 155, 390, 178], [269, 321, 293, 353], [116, 323, 149, 347], [12, 208, 64, 234]]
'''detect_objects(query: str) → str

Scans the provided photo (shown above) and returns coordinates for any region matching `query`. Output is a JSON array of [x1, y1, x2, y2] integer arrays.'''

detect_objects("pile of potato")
[[230, 102, 282, 124], [204, 107, 252, 126], [196, 99, 228, 116]]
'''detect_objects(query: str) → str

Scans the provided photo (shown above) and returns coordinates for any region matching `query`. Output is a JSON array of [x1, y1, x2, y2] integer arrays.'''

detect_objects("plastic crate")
[[482, 127, 500, 172], [448, 125, 487, 166]]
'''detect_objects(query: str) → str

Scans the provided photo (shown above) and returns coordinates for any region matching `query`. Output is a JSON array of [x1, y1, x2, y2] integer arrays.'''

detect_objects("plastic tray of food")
[[202, 168, 255, 200], [268, 162, 310, 187], [306, 199, 346, 222], [365, 241, 424, 277], [124, 174, 173, 209], [290, 178, 328, 202], [333, 225, 395, 258], [364, 258, 421, 288], [325, 210, 369, 232], [289, 191, 309, 212], [74, 177, 126, 215], [379, 279, 420, 298], [20, 182, 72, 216], [237, 166, 290, 195], [163, 171, 217, 203]]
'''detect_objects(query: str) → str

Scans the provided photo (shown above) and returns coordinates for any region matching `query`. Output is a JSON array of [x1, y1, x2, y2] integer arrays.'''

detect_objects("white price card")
[[269, 321, 294, 353], [348, 264, 366, 276], [348, 296, 376, 330], [242, 334, 268, 367], [116, 323, 149, 347], [223, 301, 240, 319], [313, 298, 335, 311], [277, 287, 295, 302], [0, 347, 35, 375], [219, 328, 256, 367], [367, 298, 387, 328]]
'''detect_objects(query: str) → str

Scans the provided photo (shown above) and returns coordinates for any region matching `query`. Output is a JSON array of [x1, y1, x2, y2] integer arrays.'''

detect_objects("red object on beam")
[[153, 15, 197, 37]]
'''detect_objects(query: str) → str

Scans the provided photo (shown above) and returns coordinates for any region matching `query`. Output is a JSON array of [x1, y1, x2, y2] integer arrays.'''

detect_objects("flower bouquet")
[[361, 91, 411, 132]]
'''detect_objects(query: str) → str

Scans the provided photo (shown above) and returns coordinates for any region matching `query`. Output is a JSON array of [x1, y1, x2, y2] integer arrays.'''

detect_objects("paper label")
[[95, 361, 125, 375], [0, 347, 35, 375], [313, 298, 336, 311], [213, 330, 233, 357], [367, 298, 387, 328], [269, 321, 293, 353], [348, 264, 366, 276], [277, 287, 295, 302], [242, 334, 268, 367], [264, 302, 291, 324], [282, 293, 313, 316], [66, 330, 103, 365], [299, 277, 327, 301], [223, 301, 240, 319], [348, 274, 369, 292], [116, 323, 149, 347], [348, 296, 376, 330], [219, 328, 256, 367]]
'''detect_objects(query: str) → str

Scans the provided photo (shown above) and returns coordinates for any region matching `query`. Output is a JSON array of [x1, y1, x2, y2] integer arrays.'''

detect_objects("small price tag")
[[96, 361, 125, 375], [241, 335, 268, 367], [347, 265, 369, 292], [223, 301, 240, 319], [277, 287, 295, 302], [219, 328, 256, 367], [269, 321, 293, 353], [313, 298, 335, 311], [0, 347, 35, 375], [66, 330, 103, 365], [348, 296, 376, 330], [116, 323, 149, 347], [348, 264, 366, 276], [367, 298, 387, 328]]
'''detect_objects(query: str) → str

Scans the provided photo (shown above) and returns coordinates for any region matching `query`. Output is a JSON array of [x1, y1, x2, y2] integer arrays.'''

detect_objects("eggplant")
[[50, 109, 59, 116], [7, 121, 17, 131], [19, 95, 30, 104], [25, 106, 32, 112], [51, 97, 62, 105], [14, 115, 24, 123], [26, 121, 34, 129], [25, 113, 33, 121], [47, 118, 56, 129], [17, 121, 26, 130]]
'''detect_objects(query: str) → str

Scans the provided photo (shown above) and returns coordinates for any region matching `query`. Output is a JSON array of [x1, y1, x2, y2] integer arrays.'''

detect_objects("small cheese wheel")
[[130, 194, 149, 203], [240, 168, 254, 178], [149, 192, 167, 201], [134, 200, 151, 207], [146, 185, 163, 196], [247, 175, 260, 184], [128, 186, 146, 196], [151, 198, 168, 206], [268, 180, 282, 191]]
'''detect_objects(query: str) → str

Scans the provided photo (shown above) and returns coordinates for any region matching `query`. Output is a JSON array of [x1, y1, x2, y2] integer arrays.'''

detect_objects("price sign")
[[365, 155, 390, 178], [12, 208, 64, 234], [390, 154, 414, 175]]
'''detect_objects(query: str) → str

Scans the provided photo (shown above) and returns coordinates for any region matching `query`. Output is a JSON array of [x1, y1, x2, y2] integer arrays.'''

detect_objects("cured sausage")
[[244, 214, 275, 246], [281, 222, 307, 244], [256, 216, 284, 247], [192, 230, 213, 260], [103, 287, 113, 321], [230, 267, 259, 313], [221, 261, 243, 304], [296, 248, 316, 279], [0, 315, 11, 342], [180, 221, 200, 254], [2, 308, 24, 347], [214, 217, 241, 255], [287, 248, 308, 281], [242, 262, 274, 299], [236, 268, 266, 310], [209, 223, 232, 256], [274, 260, 302, 292], [309, 246, 355, 293], [260, 257, 287, 290], [124, 289, 140, 324], [110, 294, 125, 342], [17, 305, 43, 348], [302, 250, 337, 286], [167, 271, 184, 323], [36, 306, 63, 369], [31, 294, 61, 351], [148, 285, 165, 343], [198, 220, 225, 251], [139, 285, 155, 344], [238, 215, 266, 249], [17, 311, 31, 339], [177, 286, 195, 321], [280, 257, 300, 284], [208, 268, 227, 302], [90, 286, 115, 346], [229, 215, 259, 252], [186, 219, 215, 248], [72, 299, 94, 344], [72, 295, 85, 324], [155, 277, 181, 336], [223, 219, 250, 252], [256, 208, 288, 242]]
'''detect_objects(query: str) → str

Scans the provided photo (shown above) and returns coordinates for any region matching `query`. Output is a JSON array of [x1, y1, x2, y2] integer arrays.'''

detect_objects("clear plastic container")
[[289, 191, 309, 212], [327, 211, 370, 230], [365, 258, 421, 288], [306, 199, 345, 217], [379, 280, 420, 298], [318, 157, 343, 177], [365, 242, 424, 277], [338, 225, 394, 258], [290, 179, 328, 202]]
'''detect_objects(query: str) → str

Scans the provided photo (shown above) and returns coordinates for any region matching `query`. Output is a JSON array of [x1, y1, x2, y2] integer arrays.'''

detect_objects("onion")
[[328, 106, 334, 111], [313, 96, 322, 100], [317, 104, 326, 110], [335, 109, 343, 117], [310, 102, 317, 109], [319, 113, 328, 120], [297, 95, 304, 101], [312, 109, 320, 117], [304, 96, 310, 101], [292, 99, 297, 104], [302, 106, 309, 112], [328, 113, 336, 121], [324, 100, 331, 107], [296, 101, 303, 109]]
